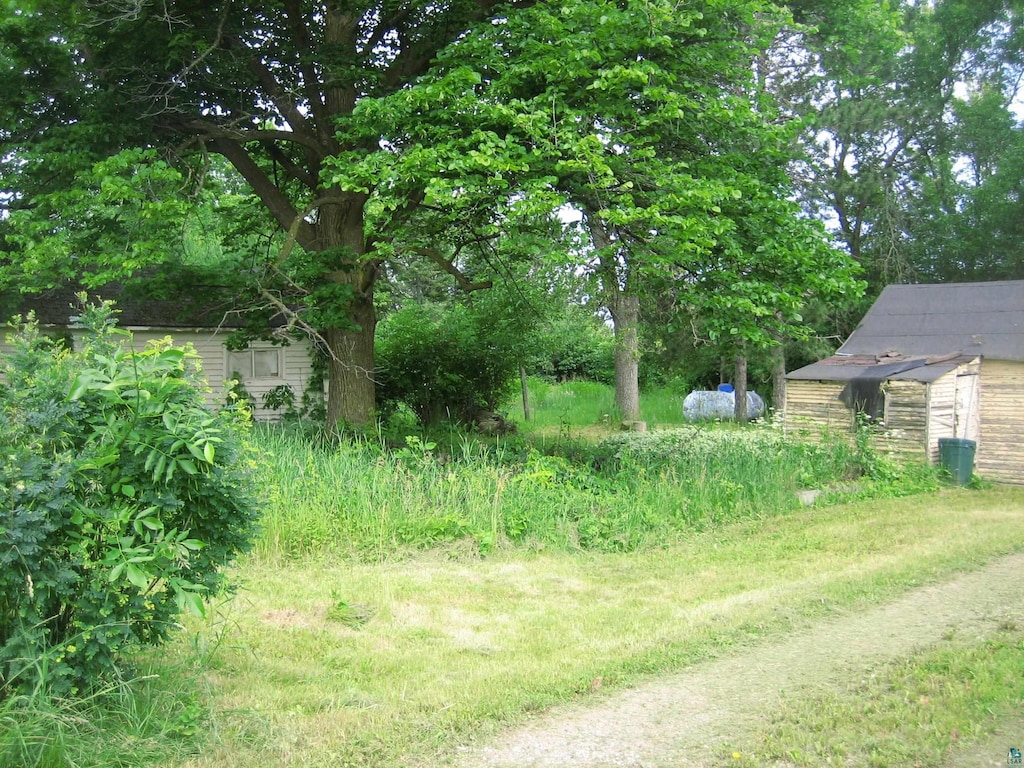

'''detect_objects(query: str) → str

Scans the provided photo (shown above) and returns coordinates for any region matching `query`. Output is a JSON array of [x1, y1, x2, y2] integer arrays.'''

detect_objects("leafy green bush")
[[0, 302, 258, 697], [375, 301, 524, 425], [593, 426, 789, 470], [529, 305, 614, 384]]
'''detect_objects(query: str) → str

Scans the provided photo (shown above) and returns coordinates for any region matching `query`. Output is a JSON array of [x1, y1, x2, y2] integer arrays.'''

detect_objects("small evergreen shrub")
[[0, 302, 258, 697]]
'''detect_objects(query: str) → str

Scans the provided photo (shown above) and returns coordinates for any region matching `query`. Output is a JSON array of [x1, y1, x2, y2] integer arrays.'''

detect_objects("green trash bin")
[[938, 438, 976, 485]]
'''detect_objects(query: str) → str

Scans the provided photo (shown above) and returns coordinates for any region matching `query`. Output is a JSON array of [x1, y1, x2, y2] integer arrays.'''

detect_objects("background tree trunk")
[[520, 365, 531, 421], [733, 354, 748, 422], [610, 293, 641, 423], [587, 213, 641, 424], [771, 344, 787, 418]]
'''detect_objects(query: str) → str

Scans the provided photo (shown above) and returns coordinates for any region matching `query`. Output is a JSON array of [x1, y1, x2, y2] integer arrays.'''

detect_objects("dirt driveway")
[[449, 552, 1024, 768]]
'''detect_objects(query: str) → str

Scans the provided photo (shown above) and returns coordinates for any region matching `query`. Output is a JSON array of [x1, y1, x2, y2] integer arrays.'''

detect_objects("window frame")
[[225, 344, 286, 383]]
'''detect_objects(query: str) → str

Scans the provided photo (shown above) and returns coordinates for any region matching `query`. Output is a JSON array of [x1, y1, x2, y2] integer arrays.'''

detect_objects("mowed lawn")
[[161, 486, 1024, 768]]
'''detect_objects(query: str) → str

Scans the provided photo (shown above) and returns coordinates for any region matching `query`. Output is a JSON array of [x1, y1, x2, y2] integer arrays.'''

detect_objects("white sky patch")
[[557, 204, 583, 224]]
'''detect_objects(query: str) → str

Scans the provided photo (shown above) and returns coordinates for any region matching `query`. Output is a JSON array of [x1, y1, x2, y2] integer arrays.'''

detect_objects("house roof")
[[3, 283, 248, 330], [836, 280, 1024, 361]]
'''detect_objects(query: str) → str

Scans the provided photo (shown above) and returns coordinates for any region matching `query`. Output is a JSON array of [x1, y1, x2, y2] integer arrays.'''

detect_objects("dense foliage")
[[0, 303, 258, 696], [375, 301, 526, 425], [0, 0, 867, 426], [782, 0, 1024, 292], [530, 306, 615, 385], [250, 409, 940, 561]]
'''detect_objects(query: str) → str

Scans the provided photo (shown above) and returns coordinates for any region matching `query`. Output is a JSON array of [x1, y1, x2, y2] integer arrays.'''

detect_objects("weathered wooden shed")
[[1, 285, 322, 422], [784, 280, 1024, 483]]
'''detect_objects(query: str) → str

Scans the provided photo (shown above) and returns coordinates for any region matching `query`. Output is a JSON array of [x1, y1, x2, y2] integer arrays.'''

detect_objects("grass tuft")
[[0, 663, 208, 768]]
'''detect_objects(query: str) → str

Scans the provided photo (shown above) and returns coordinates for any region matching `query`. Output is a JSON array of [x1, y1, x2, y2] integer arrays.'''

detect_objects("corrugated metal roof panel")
[[786, 354, 976, 383]]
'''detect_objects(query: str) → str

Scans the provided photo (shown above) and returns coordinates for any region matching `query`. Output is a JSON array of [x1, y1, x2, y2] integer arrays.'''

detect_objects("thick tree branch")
[[283, 0, 332, 140], [225, 33, 313, 139], [322, 7, 364, 130], [188, 121, 326, 157], [361, 4, 415, 58], [265, 143, 319, 189], [209, 137, 317, 249]]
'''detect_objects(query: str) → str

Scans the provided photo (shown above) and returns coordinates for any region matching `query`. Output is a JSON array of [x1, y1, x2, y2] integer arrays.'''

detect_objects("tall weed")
[[248, 417, 887, 560], [0, 664, 206, 768]]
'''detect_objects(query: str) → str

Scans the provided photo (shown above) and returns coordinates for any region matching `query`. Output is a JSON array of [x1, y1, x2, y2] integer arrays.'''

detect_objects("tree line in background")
[[1, 0, 1022, 427]]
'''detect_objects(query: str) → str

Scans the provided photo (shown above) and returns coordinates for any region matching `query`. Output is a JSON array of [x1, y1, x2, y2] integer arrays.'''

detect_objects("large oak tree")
[[3, 0, 532, 425], [325, 0, 860, 421]]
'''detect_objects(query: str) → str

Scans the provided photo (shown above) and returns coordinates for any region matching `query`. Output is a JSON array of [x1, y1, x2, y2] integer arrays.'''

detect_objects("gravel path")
[[451, 552, 1024, 768]]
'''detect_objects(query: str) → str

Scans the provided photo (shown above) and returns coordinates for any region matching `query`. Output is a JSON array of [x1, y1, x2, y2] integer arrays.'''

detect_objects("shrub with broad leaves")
[[375, 301, 524, 425], [0, 300, 258, 697]]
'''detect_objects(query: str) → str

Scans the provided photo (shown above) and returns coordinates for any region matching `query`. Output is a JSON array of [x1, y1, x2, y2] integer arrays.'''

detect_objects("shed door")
[[954, 370, 980, 442]]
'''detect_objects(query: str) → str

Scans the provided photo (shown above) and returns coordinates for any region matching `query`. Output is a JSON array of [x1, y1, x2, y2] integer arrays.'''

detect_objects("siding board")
[[783, 380, 854, 442], [978, 360, 1024, 484]]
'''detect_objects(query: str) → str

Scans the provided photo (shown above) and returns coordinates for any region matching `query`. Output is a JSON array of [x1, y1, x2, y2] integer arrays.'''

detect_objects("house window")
[[228, 346, 283, 381]]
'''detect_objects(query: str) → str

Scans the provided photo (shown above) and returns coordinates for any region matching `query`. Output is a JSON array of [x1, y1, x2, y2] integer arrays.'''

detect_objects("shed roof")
[[836, 280, 1024, 361], [786, 353, 977, 383]]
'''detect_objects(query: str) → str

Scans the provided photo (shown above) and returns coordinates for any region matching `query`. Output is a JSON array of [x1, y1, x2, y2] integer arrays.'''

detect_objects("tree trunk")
[[771, 344, 787, 418], [519, 365, 531, 421], [318, 197, 377, 428], [611, 293, 641, 423], [586, 213, 641, 424], [733, 354, 748, 422], [325, 296, 376, 427]]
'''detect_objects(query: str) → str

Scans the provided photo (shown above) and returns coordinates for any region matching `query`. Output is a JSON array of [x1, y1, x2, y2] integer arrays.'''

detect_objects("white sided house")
[[784, 280, 1024, 484], [1, 287, 322, 422]]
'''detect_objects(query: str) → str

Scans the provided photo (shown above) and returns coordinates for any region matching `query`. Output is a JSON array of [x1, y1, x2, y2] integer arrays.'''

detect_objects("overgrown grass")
[[509, 377, 620, 430], [0, 661, 207, 768], [248, 415, 925, 561], [635, 384, 694, 426], [507, 378, 685, 430], [733, 627, 1024, 767]]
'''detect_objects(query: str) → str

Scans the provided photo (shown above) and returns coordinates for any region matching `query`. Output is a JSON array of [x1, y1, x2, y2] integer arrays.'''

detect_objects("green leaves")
[[4, 149, 196, 293], [376, 297, 533, 424], [785, 0, 1024, 291], [0, 301, 257, 697]]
